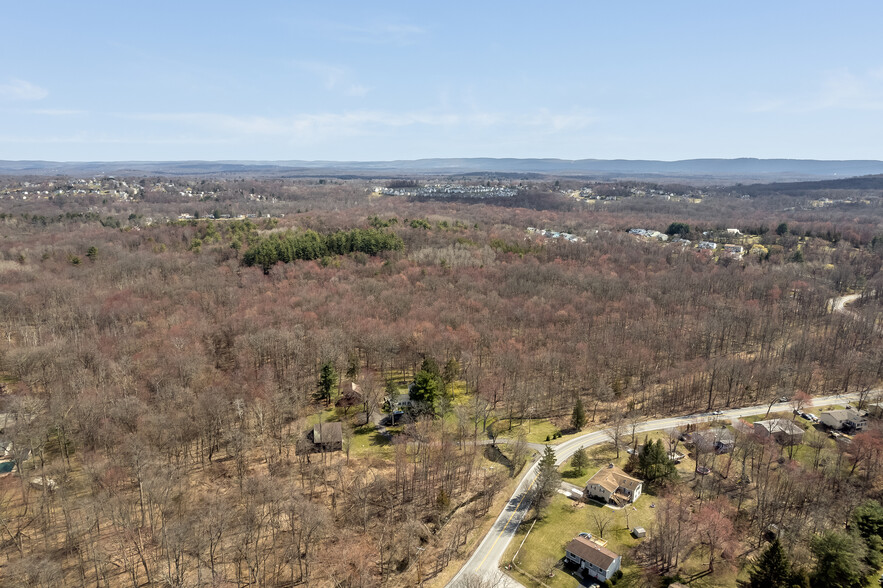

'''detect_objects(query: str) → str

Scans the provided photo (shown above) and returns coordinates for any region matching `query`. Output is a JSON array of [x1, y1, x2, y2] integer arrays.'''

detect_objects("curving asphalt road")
[[447, 392, 862, 587]]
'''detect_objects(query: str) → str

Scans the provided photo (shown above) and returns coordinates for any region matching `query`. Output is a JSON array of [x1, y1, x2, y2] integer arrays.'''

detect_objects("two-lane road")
[[448, 392, 861, 587]]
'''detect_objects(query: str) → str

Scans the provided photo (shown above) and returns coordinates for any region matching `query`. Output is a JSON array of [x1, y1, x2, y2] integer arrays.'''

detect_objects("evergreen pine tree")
[[749, 538, 791, 588], [317, 361, 337, 405], [533, 446, 560, 516], [570, 447, 589, 475], [571, 397, 587, 431], [410, 369, 439, 414], [809, 531, 867, 588], [639, 439, 677, 483]]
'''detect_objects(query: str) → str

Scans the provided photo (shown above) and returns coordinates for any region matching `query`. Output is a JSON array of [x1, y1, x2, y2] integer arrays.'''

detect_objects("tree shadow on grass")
[[370, 432, 391, 446], [353, 424, 392, 447], [484, 444, 514, 475], [561, 468, 586, 479]]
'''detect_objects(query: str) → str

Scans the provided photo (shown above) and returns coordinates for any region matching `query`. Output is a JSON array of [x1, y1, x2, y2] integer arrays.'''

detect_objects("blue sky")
[[2, 1, 882, 161]]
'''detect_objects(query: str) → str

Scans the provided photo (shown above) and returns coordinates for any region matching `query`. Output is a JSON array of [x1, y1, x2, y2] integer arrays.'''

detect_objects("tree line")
[[241, 228, 404, 273]]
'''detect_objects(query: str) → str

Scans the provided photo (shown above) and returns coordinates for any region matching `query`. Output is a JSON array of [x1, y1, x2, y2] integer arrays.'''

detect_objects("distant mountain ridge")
[[2, 157, 883, 179]]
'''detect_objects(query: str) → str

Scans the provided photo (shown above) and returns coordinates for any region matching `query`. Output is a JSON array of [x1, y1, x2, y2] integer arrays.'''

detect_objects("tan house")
[[584, 465, 642, 506], [753, 419, 804, 446], [335, 381, 364, 411]]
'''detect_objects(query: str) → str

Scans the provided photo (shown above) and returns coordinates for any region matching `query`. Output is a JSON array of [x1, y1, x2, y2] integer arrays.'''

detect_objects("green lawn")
[[740, 410, 793, 424], [503, 494, 654, 588], [560, 431, 699, 488], [491, 418, 562, 444], [306, 405, 340, 426], [348, 422, 398, 459], [505, 488, 742, 588], [560, 443, 621, 487]]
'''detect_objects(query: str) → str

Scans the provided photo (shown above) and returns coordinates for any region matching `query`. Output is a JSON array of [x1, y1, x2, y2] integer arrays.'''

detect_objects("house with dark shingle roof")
[[753, 418, 804, 446], [692, 427, 736, 454], [564, 535, 622, 581], [310, 422, 343, 452]]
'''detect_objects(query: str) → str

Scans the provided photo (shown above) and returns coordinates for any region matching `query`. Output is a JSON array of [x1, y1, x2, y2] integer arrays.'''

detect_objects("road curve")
[[829, 293, 861, 313], [447, 392, 861, 587]]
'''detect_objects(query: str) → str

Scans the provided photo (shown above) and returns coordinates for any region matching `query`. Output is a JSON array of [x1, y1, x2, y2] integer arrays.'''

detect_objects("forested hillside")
[[1, 176, 882, 587]]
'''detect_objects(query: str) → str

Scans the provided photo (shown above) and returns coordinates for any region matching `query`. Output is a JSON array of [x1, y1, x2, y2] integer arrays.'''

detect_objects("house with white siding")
[[565, 535, 621, 581]]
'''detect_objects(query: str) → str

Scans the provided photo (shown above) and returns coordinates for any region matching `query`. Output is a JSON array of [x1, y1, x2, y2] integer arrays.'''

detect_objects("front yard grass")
[[490, 418, 562, 444], [503, 494, 654, 588]]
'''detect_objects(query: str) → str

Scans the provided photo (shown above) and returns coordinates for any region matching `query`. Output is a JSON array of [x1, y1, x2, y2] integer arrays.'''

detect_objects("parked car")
[[801, 413, 813, 421], [712, 410, 723, 415]]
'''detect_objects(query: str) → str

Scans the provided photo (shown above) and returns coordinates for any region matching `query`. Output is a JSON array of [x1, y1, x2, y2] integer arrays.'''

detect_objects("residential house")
[[628, 228, 669, 241], [584, 465, 642, 506], [753, 419, 804, 446], [389, 393, 413, 411], [723, 244, 744, 256], [335, 381, 363, 411], [698, 241, 718, 250], [564, 535, 622, 582], [691, 428, 736, 454], [310, 422, 343, 452], [820, 409, 867, 432]]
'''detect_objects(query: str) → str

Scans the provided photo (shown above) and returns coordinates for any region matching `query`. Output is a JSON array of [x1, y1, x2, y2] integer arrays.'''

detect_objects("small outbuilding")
[[631, 527, 646, 538]]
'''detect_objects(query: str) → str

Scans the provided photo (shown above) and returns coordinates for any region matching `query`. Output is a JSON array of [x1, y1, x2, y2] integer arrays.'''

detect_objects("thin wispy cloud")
[[309, 17, 426, 45], [28, 108, 87, 116], [750, 67, 883, 113], [0, 79, 48, 101], [813, 69, 883, 111], [121, 108, 596, 139], [0, 132, 231, 146], [292, 61, 371, 97]]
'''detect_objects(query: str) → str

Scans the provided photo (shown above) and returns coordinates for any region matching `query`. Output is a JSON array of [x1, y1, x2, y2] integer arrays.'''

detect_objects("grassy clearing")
[[560, 431, 700, 488], [504, 486, 742, 588], [503, 494, 655, 588], [740, 410, 794, 424], [560, 443, 620, 487], [348, 423, 397, 459], [306, 405, 340, 425], [490, 418, 561, 444], [449, 380, 471, 406]]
